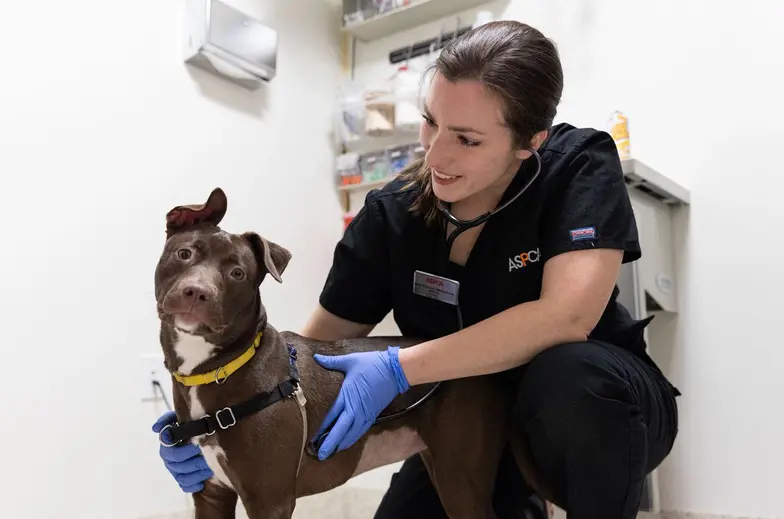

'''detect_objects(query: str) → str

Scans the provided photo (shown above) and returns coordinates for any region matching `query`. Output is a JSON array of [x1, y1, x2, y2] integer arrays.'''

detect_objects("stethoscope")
[[308, 150, 543, 453], [373, 148, 543, 423]]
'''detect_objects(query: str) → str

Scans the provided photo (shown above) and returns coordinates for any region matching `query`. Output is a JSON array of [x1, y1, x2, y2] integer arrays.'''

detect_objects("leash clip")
[[293, 386, 307, 407], [158, 424, 182, 447]]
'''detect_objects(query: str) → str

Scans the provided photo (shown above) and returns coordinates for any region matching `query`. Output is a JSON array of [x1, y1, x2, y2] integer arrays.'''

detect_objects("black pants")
[[372, 340, 679, 519]]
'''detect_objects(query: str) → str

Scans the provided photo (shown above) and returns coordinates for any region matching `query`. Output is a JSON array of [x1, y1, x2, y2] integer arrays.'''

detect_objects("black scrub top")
[[319, 123, 653, 360]]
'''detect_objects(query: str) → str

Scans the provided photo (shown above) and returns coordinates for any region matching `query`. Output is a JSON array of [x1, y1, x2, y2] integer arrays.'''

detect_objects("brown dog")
[[154, 188, 551, 519]]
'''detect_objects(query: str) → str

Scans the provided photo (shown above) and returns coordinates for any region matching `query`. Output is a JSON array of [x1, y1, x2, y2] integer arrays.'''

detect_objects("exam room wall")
[[0, 1, 345, 518], [350, 0, 784, 517]]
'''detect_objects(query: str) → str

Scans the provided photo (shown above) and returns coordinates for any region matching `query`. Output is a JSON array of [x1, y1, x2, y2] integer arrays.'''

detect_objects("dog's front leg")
[[243, 498, 295, 519], [193, 481, 238, 519]]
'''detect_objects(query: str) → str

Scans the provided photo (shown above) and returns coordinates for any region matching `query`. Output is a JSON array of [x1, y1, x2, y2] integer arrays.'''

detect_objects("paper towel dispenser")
[[184, 0, 278, 90]]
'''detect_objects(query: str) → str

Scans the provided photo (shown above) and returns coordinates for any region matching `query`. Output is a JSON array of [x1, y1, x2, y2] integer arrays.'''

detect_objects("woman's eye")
[[176, 248, 192, 261], [458, 135, 480, 147], [422, 114, 436, 127], [230, 267, 246, 281]]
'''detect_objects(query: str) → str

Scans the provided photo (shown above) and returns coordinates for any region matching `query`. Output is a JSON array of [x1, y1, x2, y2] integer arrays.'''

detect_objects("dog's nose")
[[181, 284, 212, 303]]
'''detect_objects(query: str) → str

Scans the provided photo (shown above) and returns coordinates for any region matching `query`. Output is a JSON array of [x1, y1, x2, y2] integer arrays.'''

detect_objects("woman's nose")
[[424, 134, 450, 171]]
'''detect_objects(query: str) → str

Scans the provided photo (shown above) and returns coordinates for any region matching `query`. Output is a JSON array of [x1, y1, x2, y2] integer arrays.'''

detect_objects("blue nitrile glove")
[[152, 411, 214, 493], [312, 346, 410, 460]]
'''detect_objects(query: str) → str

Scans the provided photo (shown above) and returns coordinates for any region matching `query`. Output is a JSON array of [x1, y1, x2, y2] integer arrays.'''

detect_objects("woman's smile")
[[432, 169, 461, 186]]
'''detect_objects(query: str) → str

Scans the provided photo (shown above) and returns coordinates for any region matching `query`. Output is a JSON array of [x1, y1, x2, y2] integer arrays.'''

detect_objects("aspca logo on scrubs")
[[508, 248, 541, 271]]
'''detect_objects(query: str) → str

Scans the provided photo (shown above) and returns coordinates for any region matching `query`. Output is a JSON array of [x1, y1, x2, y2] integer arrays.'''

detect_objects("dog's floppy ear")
[[243, 232, 292, 284], [165, 188, 227, 238]]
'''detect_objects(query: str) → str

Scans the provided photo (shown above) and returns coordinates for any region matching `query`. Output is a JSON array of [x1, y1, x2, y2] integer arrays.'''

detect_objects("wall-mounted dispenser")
[[184, 0, 278, 90]]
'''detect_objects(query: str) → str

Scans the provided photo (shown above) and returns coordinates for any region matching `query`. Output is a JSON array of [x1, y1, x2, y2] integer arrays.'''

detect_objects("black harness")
[[159, 345, 301, 447]]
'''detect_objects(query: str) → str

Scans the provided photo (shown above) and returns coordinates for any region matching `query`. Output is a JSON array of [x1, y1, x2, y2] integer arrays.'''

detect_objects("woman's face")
[[419, 71, 534, 205]]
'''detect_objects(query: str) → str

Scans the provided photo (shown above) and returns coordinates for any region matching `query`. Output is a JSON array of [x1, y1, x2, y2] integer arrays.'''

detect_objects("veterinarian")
[[152, 20, 679, 519]]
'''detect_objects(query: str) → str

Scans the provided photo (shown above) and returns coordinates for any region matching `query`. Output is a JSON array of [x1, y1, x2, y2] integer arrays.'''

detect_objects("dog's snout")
[[182, 284, 212, 303]]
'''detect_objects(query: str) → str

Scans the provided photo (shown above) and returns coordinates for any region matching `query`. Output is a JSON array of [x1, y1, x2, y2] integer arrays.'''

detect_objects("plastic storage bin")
[[364, 89, 396, 137], [388, 144, 413, 175], [393, 65, 422, 132], [336, 152, 362, 186], [360, 150, 390, 183], [334, 84, 366, 144]]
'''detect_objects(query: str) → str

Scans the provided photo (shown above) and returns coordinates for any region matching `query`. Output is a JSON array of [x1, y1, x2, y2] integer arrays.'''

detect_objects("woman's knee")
[[514, 341, 638, 439]]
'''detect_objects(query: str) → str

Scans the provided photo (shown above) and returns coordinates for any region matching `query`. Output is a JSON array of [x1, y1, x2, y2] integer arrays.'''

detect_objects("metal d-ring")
[[214, 366, 229, 384], [158, 424, 181, 447]]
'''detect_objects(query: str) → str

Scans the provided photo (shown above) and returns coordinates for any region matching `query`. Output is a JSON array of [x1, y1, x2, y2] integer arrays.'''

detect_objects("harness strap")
[[167, 379, 298, 444], [162, 345, 307, 454], [293, 386, 308, 477]]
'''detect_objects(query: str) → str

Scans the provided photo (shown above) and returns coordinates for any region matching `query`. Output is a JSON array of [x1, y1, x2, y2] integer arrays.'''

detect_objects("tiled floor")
[[148, 492, 767, 519]]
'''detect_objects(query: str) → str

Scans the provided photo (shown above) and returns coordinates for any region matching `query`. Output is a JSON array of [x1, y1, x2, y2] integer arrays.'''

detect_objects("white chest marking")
[[172, 329, 216, 375], [173, 330, 234, 489]]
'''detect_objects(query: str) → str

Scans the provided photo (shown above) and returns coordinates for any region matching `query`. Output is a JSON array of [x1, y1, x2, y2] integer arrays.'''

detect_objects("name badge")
[[412, 270, 460, 306]]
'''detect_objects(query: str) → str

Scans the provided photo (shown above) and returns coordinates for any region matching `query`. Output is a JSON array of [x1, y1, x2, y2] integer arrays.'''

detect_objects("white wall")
[[349, 0, 784, 518], [3, 0, 783, 518], [0, 1, 345, 518]]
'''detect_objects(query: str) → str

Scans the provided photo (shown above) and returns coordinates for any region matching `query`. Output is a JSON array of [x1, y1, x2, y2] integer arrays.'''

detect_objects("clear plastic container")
[[360, 150, 391, 183], [334, 83, 365, 145], [364, 89, 396, 137], [336, 152, 362, 186], [387, 145, 412, 175], [393, 65, 422, 132], [410, 143, 426, 162], [342, 0, 378, 26]]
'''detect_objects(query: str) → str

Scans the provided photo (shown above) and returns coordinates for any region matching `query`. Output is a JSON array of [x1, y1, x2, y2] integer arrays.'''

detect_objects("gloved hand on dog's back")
[[311, 346, 410, 461], [152, 411, 213, 493]]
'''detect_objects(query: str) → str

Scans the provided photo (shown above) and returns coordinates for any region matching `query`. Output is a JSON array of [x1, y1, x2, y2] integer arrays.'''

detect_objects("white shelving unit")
[[338, 178, 393, 193], [342, 0, 491, 41], [623, 158, 690, 205], [343, 129, 420, 155]]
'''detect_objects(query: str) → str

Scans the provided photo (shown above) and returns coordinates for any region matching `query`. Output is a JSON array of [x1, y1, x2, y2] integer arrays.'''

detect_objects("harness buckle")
[[215, 407, 237, 430], [158, 424, 181, 447]]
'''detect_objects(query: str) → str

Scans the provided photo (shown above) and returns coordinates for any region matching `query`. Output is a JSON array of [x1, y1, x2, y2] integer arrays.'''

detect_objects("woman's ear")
[[514, 129, 549, 160]]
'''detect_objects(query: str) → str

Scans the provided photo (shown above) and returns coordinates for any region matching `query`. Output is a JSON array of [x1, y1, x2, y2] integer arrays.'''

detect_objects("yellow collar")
[[173, 332, 263, 387]]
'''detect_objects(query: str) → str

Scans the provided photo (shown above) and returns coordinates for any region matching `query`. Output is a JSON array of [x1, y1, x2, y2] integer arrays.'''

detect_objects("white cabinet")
[[617, 158, 690, 513]]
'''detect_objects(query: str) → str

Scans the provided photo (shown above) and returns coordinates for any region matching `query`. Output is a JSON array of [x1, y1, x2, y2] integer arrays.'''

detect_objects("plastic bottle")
[[608, 111, 631, 160]]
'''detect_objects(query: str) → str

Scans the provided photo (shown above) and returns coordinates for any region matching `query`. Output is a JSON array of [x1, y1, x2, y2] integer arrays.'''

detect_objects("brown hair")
[[398, 20, 564, 225]]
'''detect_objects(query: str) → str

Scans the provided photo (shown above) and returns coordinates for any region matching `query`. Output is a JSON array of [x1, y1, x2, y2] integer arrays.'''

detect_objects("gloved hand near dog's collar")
[[312, 346, 410, 461], [153, 411, 214, 493]]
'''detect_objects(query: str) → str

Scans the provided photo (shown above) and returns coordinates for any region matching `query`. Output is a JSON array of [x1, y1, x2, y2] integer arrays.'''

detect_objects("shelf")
[[341, 0, 491, 41], [621, 158, 690, 206], [338, 177, 397, 192], [342, 130, 420, 155]]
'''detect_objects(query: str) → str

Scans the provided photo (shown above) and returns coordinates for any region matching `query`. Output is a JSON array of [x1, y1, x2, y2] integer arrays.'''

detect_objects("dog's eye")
[[176, 248, 192, 261], [230, 267, 246, 281]]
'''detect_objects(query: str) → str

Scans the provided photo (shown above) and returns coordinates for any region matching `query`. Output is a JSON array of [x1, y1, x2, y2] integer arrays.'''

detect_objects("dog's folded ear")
[[243, 232, 292, 284], [165, 188, 227, 238]]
